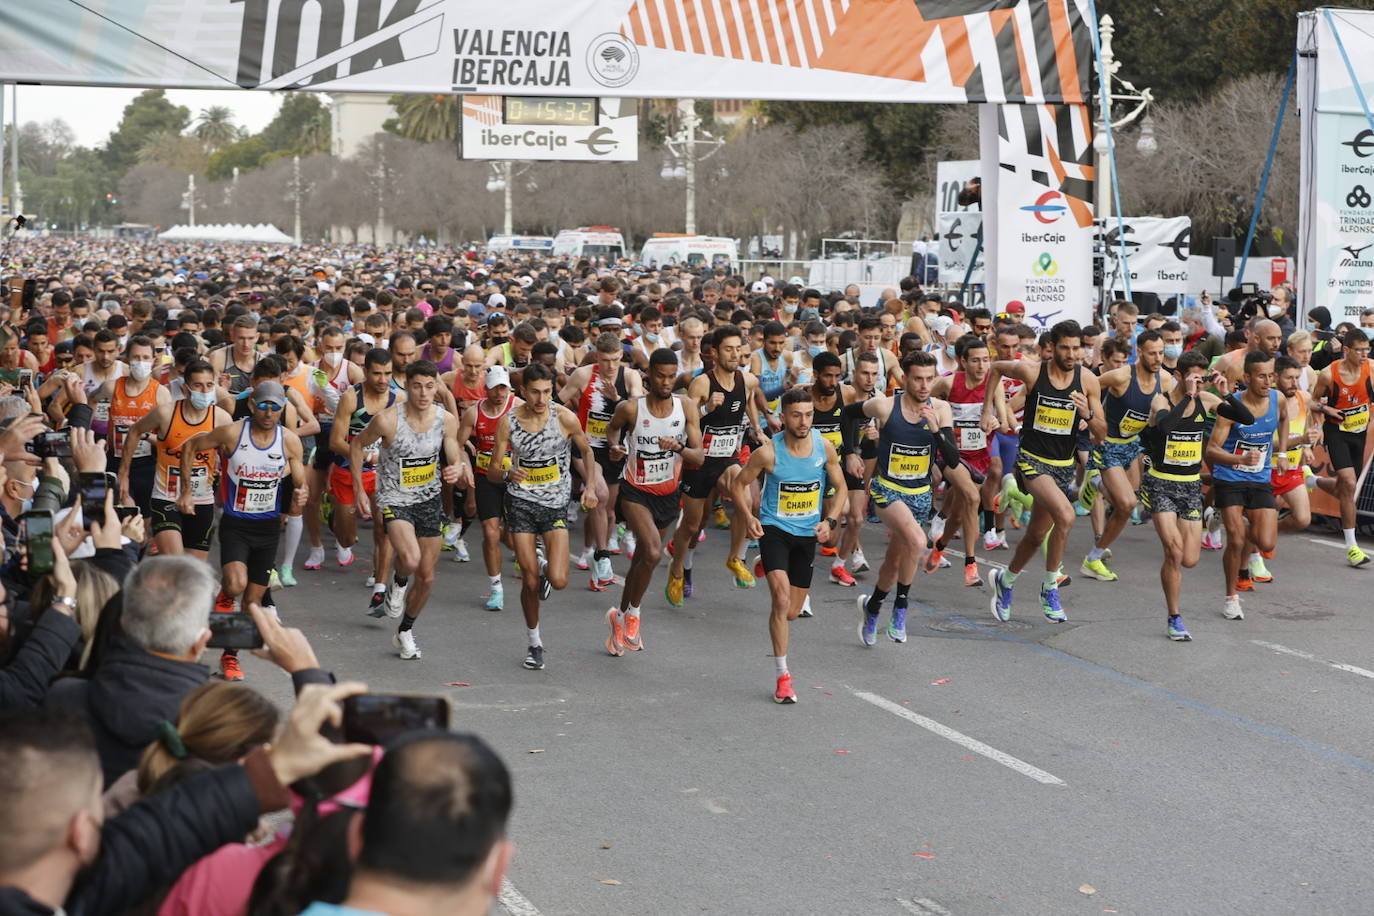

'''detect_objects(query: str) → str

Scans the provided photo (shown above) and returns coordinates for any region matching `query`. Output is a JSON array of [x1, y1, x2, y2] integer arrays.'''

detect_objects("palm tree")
[[390, 94, 458, 143], [193, 106, 241, 151]]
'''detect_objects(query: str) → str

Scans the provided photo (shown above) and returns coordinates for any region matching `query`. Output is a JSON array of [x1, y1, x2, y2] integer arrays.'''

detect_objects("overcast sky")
[[10, 85, 287, 148]]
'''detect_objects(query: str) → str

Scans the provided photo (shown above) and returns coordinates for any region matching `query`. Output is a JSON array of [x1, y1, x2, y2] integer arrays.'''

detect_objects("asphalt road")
[[243, 507, 1374, 916]]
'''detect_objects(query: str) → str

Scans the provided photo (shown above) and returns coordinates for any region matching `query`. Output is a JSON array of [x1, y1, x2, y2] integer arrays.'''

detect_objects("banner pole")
[[1237, 51, 1297, 285], [1085, 2, 1133, 304]]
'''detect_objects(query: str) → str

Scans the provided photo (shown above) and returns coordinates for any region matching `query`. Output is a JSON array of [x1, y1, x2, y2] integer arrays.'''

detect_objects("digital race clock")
[[502, 97, 599, 127]]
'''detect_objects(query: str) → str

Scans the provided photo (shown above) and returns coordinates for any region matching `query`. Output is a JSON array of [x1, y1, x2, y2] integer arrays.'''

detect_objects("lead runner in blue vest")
[[731, 388, 847, 705]]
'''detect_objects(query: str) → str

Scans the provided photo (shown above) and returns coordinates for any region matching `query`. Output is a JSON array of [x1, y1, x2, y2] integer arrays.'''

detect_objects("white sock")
[[683, 549, 694, 570], [527, 626, 542, 647], [490, 574, 502, 588], [280, 515, 303, 566], [1306, 474, 1320, 490], [735, 545, 748, 561], [1344, 528, 1358, 549], [373, 583, 386, 594], [775, 655, 788, 675], [626, 604, 641, 619]]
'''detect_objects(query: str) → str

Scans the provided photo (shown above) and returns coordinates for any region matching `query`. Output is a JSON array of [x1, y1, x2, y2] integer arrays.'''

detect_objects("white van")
[[640, 235, 738, 268], [552, 227, 626, 260], [486, 234, 554, 254]]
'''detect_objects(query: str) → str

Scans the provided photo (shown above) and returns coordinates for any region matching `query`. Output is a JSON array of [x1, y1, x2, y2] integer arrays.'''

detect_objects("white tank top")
[[623, 396, 686, 496]]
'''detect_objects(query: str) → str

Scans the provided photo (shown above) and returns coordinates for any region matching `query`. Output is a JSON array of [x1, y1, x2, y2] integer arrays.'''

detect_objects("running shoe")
[[929, 514, 947, 543], [665, 573, 685, 607], [887, 605, 907, 643], [214, 590, 235, 614], [304, 546, 325, 571], [1074, 502, 1089, 517], [1076, 474, 1098, 512], [614, 522, 628, 545], [1304, 467, 1318, 489], [983, 530, 1007, 550], [1039, 585, 1066, 622], [754, 558, 766, 580], [523, 645, 545, 670], [849, 548, 871, 572], [988, 569, 1013, 622], [484, 586, 504, 611], [219, 653, 244, 681], [605, 608, 625, 656], [698, 529, 707, 543], [623, 614, 643, 651], [1080, 557, 1118, 581], [1235, 574, 1253, 593], [538, 559, 552, 600], [384, 581, 408, 618], [682, 568, 694, 598], [366, 574, 376, 588], [798, 596, 814, 618], [830, 564, 857, 587], [857, 594, 879, 647], [393, 629, 421, 660], [819, 544, 839, 557], [624, 529, 637, 558], [576, 546, 594, 570], [964, 561, 983, 587], [726, 557, 756, 588], [337, 545, 355, 567], [713, 507, 731, 529], [1222, 595, 1244, 620], [278, 564, 297, 588], [1168, 615, 1193, 641], [1260, 548, 1274, 559], [453, 538, 470, 563], [320, 500, 333, 528], [607, 532, 621, 554], [1249, 556, 1272, 583], [922, 547, 945, 575], [268, 568, 282, 589], [996, 474, 1015, 514], [1200, 532, 1225, 551], [774, 671, 797, 704], [441, 522, 459, 550], [1350, 545, 1371, 568], [366, 589, 386, 618]]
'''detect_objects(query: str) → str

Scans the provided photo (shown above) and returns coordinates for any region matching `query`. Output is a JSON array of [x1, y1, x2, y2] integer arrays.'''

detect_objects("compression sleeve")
[[937, 427, 961, 466], [838, 401, 869, 455], [1216, 394, 1255, 425]]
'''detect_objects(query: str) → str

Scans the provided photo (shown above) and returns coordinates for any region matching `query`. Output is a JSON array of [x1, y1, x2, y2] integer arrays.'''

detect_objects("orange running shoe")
[[219, 653, 244, 681], [964, 561, 983, 587], [923, 547, 945, 574], [1235, 576, 1254, 593], [1260, 549, 1275, 559], [774, 671, 797, 704], [623, 613, 643, 651], [819, 545, 838, 557], [829, 564, 857, 587], [214, 590, 235, 613], [604, 608, 625, 657]]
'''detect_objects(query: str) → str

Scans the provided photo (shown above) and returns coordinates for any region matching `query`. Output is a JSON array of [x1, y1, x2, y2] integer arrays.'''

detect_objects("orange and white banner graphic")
[[0, 0, 1089, 103]]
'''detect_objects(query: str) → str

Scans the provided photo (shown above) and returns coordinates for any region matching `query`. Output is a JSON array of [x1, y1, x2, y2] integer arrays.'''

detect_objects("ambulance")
[[485, 235, 554, 254], [639, 234, 738, 268], [551, 226, 626, 260]]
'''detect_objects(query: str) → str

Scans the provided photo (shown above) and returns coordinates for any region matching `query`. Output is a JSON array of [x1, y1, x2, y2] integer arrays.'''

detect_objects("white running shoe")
[[453, 537, 471, 562], [983, 529, 1008, 550], [393, 629, 421, 660], [442, 523, 460, 549], [929, 514, 946, 543], [303, 546, 326, 570], [1222, 595, 1244, 620], [798, 595, 814, 618], [849, 548, 870, 573], [384, 581, 409, 619], [624, 529, 637, 558], [577, 546, 594, 570]]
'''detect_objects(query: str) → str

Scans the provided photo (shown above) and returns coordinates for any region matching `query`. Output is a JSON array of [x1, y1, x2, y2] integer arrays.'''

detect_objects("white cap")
[[926, 315, 953, 338], [485, 365, 511, 389], [788, 276, 805, 286], [357, 333, 377, 348], [749, 280, 770, 294], [517, 275, 534, 287], [488, 293, 507, 308]]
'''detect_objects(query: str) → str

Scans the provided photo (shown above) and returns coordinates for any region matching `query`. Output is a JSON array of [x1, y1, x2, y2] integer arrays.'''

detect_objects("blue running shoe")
[[856, 594, 878, 647], [1040, 585, 1066, 622], [1168, 615, 1192, 641], [887, 605, 907, 643], [987, 568, 1013, 622]]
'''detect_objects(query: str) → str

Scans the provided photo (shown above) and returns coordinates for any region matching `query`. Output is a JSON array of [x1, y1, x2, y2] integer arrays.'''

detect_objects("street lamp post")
[[661, 99, 724, 235], [485, 161, 534, 236], [1092, 14, 1156, 221], [292, 155, 302, 244]]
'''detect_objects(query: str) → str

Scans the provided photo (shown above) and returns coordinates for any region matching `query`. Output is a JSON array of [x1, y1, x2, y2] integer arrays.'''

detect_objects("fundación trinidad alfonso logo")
[[1032, 253, 1059, 277], [587, 33, 640, 88], [1020, 190, 1067, 224]]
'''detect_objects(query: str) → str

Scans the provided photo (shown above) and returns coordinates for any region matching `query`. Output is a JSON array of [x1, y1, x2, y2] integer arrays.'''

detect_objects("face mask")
[[945, 344, 956, 358], [322, 351, 342, 367], [129, 360, 152, 381], [489, 335, 509, 346], [1306, 320, 1321, 332], [783, 302, 798, 313], [189, 390, 216, 410], [808, 345, 826, 357], [1365, 327, 1374, 341], [1163, 344, 1183, 360], [644, 332, 660, 344]]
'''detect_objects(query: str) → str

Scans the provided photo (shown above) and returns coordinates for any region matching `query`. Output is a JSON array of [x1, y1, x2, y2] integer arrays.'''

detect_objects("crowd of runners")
[[3, 238, 1370, 704]]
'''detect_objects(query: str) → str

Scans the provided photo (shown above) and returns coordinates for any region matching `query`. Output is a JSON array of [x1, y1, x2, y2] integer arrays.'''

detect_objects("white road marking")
[[1251, 640, 1374, 680], [1305, 536, 1348, 549], [500, 879, 543, 916], [851, 690, 1065, 786], [898, 898, 955, 915]]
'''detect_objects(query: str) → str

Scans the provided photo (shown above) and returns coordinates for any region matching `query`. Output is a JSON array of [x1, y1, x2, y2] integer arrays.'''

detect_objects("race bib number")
[[1032, 394, 1076, 436], [234, 478, 280, 514], [704, 425, 742, 458], [475, 451, 511, 473], [586, 410, 611, 443], [887, 443, 931, 481], [777, 481, 821, 519], [1163, 431, 1202, 467], [954, 421, 986, 453], [114, 422, 152, 459], [1341, 404, 1369, 434], [519, 458, 560, 486], [819, 427, 843, 448], [167, 465, 210, 500], [93, 400, 110, 423], [1118, 409, 1149, 438], [637, 452, 674, 485], [1234, 440, 1268, 472], [400, 455, 437, 489]]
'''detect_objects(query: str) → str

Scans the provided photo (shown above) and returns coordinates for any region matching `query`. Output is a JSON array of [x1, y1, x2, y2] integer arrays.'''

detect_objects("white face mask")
[[129, 360, 153, 381], [321, 351, 342, 367]]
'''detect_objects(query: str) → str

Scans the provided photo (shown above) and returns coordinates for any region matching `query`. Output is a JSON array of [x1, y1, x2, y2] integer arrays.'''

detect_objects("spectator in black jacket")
[[0, 527, 82, 711], [45, 555, 217, 787], [0, 683, 372, 916]]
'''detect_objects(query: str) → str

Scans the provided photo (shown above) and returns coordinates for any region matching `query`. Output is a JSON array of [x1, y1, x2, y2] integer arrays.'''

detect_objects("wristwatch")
[[50, 596, 78, 614], [823, 516, 838, 529]]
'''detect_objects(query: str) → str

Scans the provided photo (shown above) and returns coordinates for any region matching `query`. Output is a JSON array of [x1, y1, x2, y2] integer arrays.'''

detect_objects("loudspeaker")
[[1211, 238, 1237, 278]]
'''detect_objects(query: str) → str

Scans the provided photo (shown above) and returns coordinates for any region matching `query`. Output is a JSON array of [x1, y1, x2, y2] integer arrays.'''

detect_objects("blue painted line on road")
[[912, 602, 1374, 776]]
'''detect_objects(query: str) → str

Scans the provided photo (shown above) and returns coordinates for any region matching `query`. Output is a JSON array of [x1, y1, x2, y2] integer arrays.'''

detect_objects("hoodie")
[[45, 635, 209, 787]]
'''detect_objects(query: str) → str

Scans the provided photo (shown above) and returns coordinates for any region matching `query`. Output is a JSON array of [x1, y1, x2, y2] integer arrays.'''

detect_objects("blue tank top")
[[760, 430, 828, 536], [758, 353, 787, 414], [1213, 389, 1279, 483], [1105, 367, 1161, 443], [221, 422, 289, 520], [875, 397, 936, 494]]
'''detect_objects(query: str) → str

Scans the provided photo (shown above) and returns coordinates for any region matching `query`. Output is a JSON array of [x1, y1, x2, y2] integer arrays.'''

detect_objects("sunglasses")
[[255, 402, 283, 411]]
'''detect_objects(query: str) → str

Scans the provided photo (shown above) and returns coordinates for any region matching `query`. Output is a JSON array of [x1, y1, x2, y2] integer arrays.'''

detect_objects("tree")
[[137, 130, 207, 173], [205, 135, 270, 181], [102, 89, 190, 175], [388, 94, 457, 143], [258, 94, 331, 157], [193, 106, 242, 151]]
